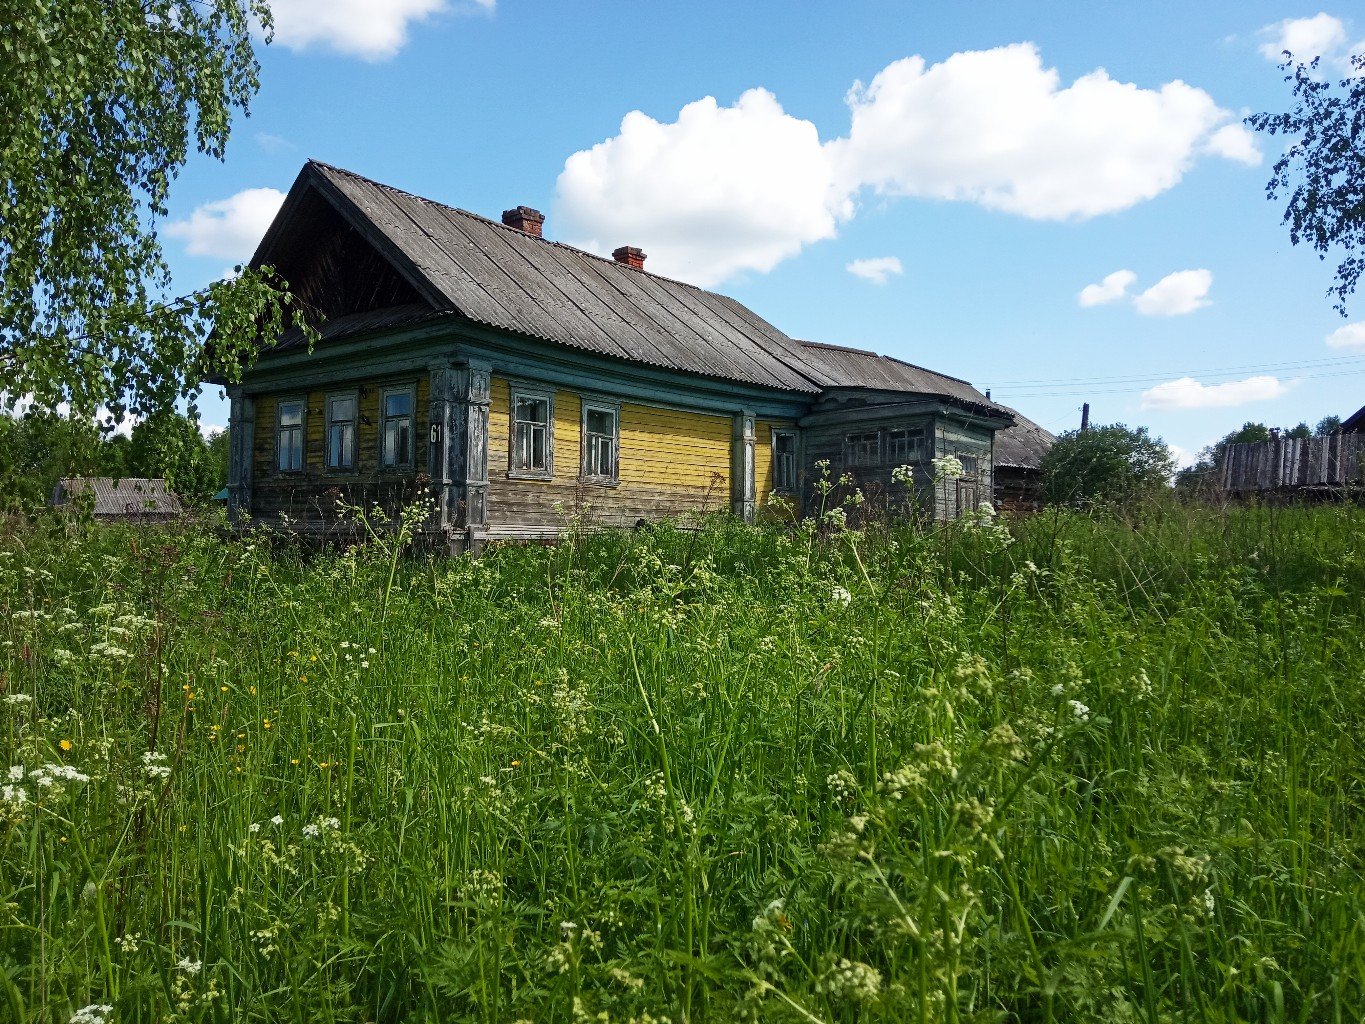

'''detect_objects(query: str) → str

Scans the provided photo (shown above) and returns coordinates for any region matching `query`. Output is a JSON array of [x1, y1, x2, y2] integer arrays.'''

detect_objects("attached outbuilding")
[[992, 408, 1056, 513]]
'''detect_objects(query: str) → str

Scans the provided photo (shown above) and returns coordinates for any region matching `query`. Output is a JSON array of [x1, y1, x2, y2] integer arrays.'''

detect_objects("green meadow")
[[2, 502, 1363, 1023]]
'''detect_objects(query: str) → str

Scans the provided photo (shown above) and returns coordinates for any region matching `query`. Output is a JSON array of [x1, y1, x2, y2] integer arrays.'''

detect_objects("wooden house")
[[992, 408, 1055, 513], [223, 161, 1014, 551], [51, 478, 184, 522]]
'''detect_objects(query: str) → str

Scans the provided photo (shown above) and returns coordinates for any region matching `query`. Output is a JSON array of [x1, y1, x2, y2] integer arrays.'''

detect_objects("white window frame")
[[325, 391, 359, 472], [276, 396, 305, 474], [887, 426, 926, 464], [379, 384, 416, 471], [771, 429, 798, 493], [509, 386, 554, 479], [580, 401, 620, 485], [844, 430, 880, 467]]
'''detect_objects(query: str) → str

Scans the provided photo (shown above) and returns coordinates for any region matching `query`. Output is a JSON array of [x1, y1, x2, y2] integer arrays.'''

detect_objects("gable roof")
[[1342, 403, 1365, 434], [993, 406, 1055, 469], [252, 161, 1003, 415], [52, 478, 184, 517]]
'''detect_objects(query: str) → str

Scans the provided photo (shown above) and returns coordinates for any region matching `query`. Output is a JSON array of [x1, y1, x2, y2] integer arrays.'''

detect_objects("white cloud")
[[829, 43, 1242, 221], [1141, 375, 1286, 410], [264, 0, 451, 60], [2, 394, 140, 437], [199, 422, 227, 440], [1204, 123, 1262, 165], [1325, 322, 1365, 349], [1134, 269, 1213, 316], [554, 89, 850, 286], [556, 43, 1253, 286], [1078, 269, 1137, 307], [1259, 13, 1347, 62], [166, 188, 286, 262], [846, 256, 903, 284]]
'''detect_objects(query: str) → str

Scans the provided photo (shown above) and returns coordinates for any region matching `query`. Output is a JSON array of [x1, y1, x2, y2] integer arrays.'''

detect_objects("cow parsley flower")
[[176, 957, 203, 975], [931, 455, 965, 481], [1067, 699, 1090, 722], [7, 765, 22, 782], [69, 1006, 114, 1024], [831, 585, 852, 608]]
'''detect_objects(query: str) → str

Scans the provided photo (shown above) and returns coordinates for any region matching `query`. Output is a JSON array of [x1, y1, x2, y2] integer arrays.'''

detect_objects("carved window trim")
[[580, 400, 620, 486], [508, 386, 554, 480], [275, 396, 306, 475], [379, 384, 416, 471], [324, 391, 359, 473], [771, 429, 799, 494]]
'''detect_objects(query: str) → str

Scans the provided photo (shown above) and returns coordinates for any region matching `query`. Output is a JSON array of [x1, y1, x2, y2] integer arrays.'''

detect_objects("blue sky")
[[164, 1, 1365, 463]]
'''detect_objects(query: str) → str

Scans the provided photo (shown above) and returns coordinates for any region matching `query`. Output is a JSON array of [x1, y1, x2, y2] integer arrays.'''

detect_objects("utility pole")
[[1080, 402, 1090, 432]]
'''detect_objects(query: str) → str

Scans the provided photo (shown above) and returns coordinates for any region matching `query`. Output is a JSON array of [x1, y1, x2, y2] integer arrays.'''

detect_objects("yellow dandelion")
[[262, 718, 272, 730], [58, 739, 73, 752]]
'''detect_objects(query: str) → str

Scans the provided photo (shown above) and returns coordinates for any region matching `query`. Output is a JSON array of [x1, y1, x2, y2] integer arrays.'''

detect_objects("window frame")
[[886, 426, 926, 465], [579, 400, 621, 486], [379, 383, 417, 472], [324, 390, 359, 473], [507, 386, 555, 480], [771, 429, 799, 494], [957, 452, 981, 480], [275, 396, 306, 475], [844, 430, 881, 468]]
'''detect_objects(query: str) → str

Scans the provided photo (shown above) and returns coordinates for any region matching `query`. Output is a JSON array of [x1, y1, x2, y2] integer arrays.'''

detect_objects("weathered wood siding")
[[1222, 434, 1365, 492], [933, 417, 994, 520], [485, 376, 734, 536], [249, 375, 430, 527]]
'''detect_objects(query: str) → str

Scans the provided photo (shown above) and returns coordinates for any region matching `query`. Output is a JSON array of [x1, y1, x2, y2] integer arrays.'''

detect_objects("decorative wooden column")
[[426, 364, 457, 538], [732, 410, 756, 522], [449, 360, 492, 550], [226, 387, 254, 526]]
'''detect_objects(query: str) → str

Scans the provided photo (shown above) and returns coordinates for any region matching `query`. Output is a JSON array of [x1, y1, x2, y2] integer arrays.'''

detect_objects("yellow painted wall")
[[486, 375, 735, 530]]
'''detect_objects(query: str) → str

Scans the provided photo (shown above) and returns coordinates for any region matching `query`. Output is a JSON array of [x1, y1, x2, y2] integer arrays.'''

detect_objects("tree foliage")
[[1247, 54, 1365, 316], [0, 1, 307, 421], [1040, 424, 1175, 506]]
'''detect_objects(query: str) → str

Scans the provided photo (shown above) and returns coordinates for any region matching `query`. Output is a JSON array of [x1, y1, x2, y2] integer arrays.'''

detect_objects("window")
[[381, 387, 414, 469], [511, 390, 552, 475], [326, 394, 357, 471], [582, 403, 618, 482], [845, 431, 880, 467], [887, 427, 925, 464], [773, 430, 798, 492], [277, 399, 304, 473], [958, 453, 979, 478]]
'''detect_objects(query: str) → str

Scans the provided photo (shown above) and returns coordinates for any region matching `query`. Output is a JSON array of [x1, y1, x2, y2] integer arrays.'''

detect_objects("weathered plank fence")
[[1221, 434, 1365, 493]]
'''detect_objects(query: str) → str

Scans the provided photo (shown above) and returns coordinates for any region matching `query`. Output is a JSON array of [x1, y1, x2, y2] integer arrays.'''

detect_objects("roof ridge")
[[799, 338, 975, 387], [307, 159, 721, 297]]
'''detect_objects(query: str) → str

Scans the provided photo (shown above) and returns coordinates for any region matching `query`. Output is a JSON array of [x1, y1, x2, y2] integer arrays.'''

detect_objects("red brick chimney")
[[612, 246, 646, 271], [501, 206, 545, 237]]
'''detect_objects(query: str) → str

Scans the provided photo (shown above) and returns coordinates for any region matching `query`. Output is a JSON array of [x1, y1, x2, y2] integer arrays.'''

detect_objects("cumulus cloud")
[[264, 0, 456, 60], [1259, 13, 1347, 62], [1134, 269, 1213, 316], [846, 256, 903, 284], [554, 89, 850, 286], [1204, 123, 1262, 165], [166, 188, 286, 262], [2, 394, 141, 437], [1325, 322, 1365, 349], [1078, 269, 1137, 307], [1141, 375, 1286, 410], [556, 44, 1254, 285], [830, 43, 1242, 221]]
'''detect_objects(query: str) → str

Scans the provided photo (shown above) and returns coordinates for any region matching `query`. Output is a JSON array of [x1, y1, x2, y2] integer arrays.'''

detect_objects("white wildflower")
[[4, 693, 33, 706], [1068, 699, 1090, 722], [817, 957, 882, 1003], [2, 785, 26, 806], [7, 765, 22, 782], [176, 957, 203, 975], [1051, 683, 1066, 696], [269, 815, 283, 827], [69, 1006, 114, 1024], [248, 822, 261, 834], [831, 585, 852, 608], [931, 454, 965, 481], [302, 824, 320, 839]]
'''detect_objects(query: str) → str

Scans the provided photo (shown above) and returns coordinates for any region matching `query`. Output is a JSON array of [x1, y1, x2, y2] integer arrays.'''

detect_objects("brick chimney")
[[612, 245, 647, 270], [501, 206, 545, 237]]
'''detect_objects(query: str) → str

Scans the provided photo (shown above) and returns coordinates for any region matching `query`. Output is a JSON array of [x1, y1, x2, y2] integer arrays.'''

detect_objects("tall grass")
[[1, 500, 1363, 1023]]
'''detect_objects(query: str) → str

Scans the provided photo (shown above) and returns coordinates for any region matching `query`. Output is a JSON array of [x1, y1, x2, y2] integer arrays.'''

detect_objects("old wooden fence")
[[1221, 434, 1365, 493]]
